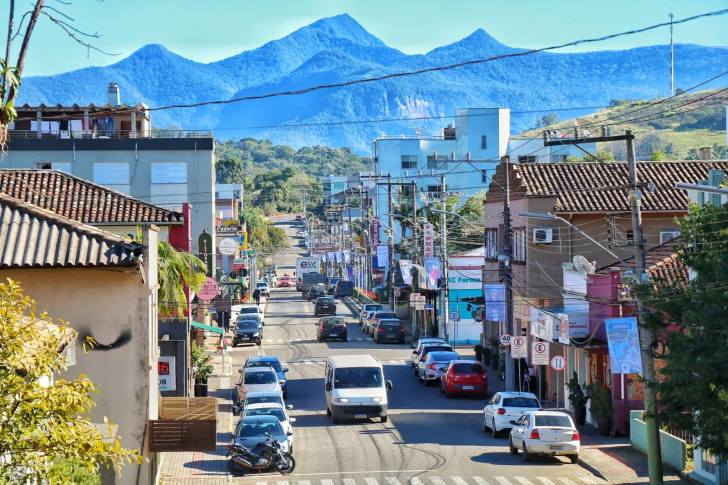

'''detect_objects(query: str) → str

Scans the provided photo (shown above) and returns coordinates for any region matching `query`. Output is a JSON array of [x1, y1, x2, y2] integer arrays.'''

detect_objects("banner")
[[371, 218, 380, 246], [335, 251, 343, 263], [343, 249, 351, 263], [347, 265, 354, 281], [483, 284, 505, 323], [198, 232, 213, 277], [376, 245, 389, 269], [327, 251, 335, 263], [423, 223, 434, 257], [557, 313, 570, 344], [424, 257, 440, 290], [239, 232, 248, 252], [399, 259, 413, 285], [605, 317, 643, 374], [530, 307, 555, 341]]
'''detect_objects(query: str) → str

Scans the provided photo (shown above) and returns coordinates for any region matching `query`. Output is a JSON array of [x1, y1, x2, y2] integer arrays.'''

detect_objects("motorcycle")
[[226, 435, 296, 476]]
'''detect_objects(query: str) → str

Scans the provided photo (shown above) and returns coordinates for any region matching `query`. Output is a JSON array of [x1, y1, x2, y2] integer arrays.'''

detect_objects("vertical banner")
[[239, 232, 248, 252], [558, 313, 570, 344], [347, 265, 354, 281], [423, 224, 434, 257], [530, 308, 555, 341], [376, 245, 389, 269], [424, 257, 440, 290], [198, 232, 213, 277], [483, 284, 505, 322], [335, 251, 343, 263], [371, 218, 380, 246], [605, 317, 643, 374], [343, 249, 351, 263], [399, 259, 413, 284], [327, 251, 335, 263]]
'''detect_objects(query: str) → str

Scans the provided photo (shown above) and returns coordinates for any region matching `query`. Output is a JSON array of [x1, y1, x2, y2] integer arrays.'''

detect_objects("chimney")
[[700, 147, 711, 160], [107, 82, 120, 106]]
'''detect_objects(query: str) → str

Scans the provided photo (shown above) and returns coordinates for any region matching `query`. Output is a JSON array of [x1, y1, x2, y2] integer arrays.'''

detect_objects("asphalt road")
[[227, 215, 606, 485]]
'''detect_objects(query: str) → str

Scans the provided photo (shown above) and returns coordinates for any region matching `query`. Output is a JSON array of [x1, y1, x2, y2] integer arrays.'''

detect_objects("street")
[[222, 215, 607, 485]]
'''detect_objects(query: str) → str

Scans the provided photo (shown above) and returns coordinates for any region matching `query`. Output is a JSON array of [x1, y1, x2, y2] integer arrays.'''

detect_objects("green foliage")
[[533, 113, 558, 129], [239, 206, 290, 252], [566, 371, 589, 408], [675, 87, 685, 96], [190, 341, 213, 384], [585, 380, 614, 417], [651, 150, 668, 161], [634, 202, 728, 458], [0, 280, 143, 483]]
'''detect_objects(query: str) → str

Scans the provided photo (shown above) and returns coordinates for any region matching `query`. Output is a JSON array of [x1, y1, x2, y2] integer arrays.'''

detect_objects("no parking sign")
[[511, 336, 527, 358], [532, 341, 549, 365]]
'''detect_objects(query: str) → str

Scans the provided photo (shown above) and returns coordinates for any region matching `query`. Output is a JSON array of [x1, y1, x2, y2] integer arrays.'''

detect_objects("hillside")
[[18, 15, 728, 154], [515, 89, 727, 159]]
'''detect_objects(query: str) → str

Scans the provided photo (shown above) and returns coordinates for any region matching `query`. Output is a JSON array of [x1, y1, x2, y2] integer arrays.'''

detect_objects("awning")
[[191, 321, 224, 336]]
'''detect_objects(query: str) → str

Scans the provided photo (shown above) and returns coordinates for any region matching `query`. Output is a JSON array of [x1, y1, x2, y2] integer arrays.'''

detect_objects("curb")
[[577, 457, 611, 483]]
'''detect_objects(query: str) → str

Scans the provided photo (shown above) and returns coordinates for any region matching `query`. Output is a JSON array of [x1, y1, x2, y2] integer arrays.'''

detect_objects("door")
[[485, 394, 500, 421]]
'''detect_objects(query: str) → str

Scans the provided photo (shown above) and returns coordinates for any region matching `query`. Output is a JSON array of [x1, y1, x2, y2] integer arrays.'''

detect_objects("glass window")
[[93, 163, 129, 185], [701, 449, 716, 474], [481, 135, 487, 149], [237, 420, 283, 438], [244, 395, 283, 406], [453, 363, 485, 373], [551, 154, 567, 162], [429, 352, 460, 362], [481, 170, 490, 184], [244, 371, 277, 385], [333, 367, 384, 389], [236, 321, 258, 330], [247, 360, 282, 372], [35, 162, 72, 173], [151, 162, 187, 184], [534, 415, 573, 427], [502, 397, 541, 408], [245, 408, 286, 421], [513, 228, 526, 261], [239, 308, 260, 314], [518, 155, 536, 163], [485, 228, 498, 259], [426, 154, 448, 170], [401, 155, 418, 169]]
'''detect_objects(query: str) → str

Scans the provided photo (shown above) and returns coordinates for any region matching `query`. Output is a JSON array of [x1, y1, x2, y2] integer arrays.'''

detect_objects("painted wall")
[[447, 257, 483, 344]]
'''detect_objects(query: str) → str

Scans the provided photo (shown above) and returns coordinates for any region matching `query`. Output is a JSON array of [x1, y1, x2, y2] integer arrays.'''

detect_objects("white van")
[[324, 355, 393, 424]]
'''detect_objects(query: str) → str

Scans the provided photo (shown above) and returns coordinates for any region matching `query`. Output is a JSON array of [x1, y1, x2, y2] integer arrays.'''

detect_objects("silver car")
[[410, 338, 447, 367], [417, 350, 460, 385]]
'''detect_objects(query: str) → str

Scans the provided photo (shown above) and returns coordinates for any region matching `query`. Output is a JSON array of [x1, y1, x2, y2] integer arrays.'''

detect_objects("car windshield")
[[247, 360, 282, 372], [245, 395, 283, 406], [236, 321, 258, 330], [237, 420, 283, 438], [244, 408, 286, 422], [365, 305, 383, 312], [239, 308, 259, 314], [422, 345, 451, 356], [452, 363, 485, 373], [257, 283, 267, 288], [312, 285, 325, 291], [318, 298, 335, 304], [237, 314, 260, 323], [379, 323, 401, 330], [502, 397, 541, 408], [429, 352, 460, 362], [334, 367, 384, 389], [375, 313, 396, 320], [244, 372, 277, 385], [535, 415, 573, 427]]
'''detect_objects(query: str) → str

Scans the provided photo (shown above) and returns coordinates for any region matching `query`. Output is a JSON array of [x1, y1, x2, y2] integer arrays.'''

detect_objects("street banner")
[[376, 245, 389, 269], [483, 284, 505, 323], [424, 257, 440, 290], [605, 317, 643, 374], [343, 249, 351, 263], [530, 307, 555, 341], [372, 218, 380, 246], [327, 252, 335, 262], [399, 259, 413, 284], [239, 232, 248, 252], [347, 265, 354, 281], [557, 313, 570, 345], [335, 251, 343, 263], [423, 224, 434, 257]]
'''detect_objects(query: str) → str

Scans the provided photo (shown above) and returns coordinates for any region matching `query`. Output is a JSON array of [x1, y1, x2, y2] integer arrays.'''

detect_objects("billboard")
[[530, 308, 555, 341], [399, 259, 413, 284], [605, 317, 643, 374], [483, 284, 505, 322], [377, 245, 389, 269], [424, 257, 440, 290]]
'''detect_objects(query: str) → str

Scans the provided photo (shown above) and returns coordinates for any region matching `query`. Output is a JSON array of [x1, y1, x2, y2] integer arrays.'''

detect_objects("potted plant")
[[488, 337, 500, 369], [191, 341, 213, 397], [566, 371, 589, 426], [586, 379, 614, 436], [481, 346, 492, 365], [474, 344, 484, 362]]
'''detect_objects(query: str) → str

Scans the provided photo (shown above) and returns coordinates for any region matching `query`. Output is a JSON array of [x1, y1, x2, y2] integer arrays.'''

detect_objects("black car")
[[333, 280, 354, 298], [232, 319, 262, 347], [316, 316, 348, 342], [314, 297, 337, 316], [307, 284, 327, 301], [326, 277, 343, 294], [374, 319, 405, 344]]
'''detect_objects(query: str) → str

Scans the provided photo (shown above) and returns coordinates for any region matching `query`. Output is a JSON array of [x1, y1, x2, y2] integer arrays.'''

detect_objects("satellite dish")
[[572, 255, 594, 279]]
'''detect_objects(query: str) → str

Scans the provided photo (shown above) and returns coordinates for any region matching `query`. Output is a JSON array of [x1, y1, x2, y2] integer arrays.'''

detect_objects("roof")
[[0, 170, 183, 225], [327, 354, 381, 368], [190, 321, 224, 335], [603, 237, 688, 285], [488, 161, 728, 213], [16, 102, 149, 114], [0, 193, 142, 268]]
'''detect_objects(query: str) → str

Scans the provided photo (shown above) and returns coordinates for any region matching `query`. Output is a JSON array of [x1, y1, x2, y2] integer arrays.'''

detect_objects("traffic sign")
[[394, 289, 401, 297], [500, 333, 512, 346], [551, 355, 566, 371], [532, 341, 549, 365], [450, 311, 461, 321], [511, 336, 527, 358]]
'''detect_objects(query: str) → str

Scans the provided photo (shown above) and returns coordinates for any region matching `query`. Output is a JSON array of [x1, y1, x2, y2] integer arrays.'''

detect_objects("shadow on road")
[[471, 450, 574, 467]]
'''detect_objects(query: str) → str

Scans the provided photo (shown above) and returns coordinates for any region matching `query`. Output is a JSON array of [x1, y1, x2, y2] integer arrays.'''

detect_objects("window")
[[513, 228, 526, 261], [215, 192, 220, 199], [518, 155, 536, 163], [626, 230, 634, 245], [233, 190, 241, 199], [481, 135, 487, 149], [35, 162, 72, 173], [401, 155, 418, 169], [427, 185, 444, 194], [151, 162, 187, 184], [701, 449, 716, 474], [401, 185, 413, 196], [426, 154, 448, 169], [551, 154, 567, 162], [93, 163, 129, 185], [485, 228, 498, 259], [481, 170, 490, 184]]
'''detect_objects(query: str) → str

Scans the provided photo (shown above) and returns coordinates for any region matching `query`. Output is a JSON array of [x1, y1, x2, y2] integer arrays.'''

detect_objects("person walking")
[[253, 288, 261, 307]]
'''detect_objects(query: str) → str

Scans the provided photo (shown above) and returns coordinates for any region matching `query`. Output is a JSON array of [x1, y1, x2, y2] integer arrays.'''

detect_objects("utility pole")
[[440, 175, 450, 343], [670, 12, 674, 96], [388, 174, 395, 310], [412, 181, 418, 264], [627, 129, 663, 485], [502, 157, 515, 392]]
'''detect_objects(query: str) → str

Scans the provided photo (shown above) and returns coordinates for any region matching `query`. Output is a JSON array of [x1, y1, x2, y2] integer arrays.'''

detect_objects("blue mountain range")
[[19, 14, 728, 154]]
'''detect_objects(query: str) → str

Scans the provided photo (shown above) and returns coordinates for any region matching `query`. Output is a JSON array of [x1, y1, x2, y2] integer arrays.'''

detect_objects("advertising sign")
[[532, 340, 550, 365], [423, 223, 435, 257], [399, 259, 413, 284], [424, 257, 440, 290], [158, 356, 176, 391], [371, 218, 380, 246], [215, 224, 242, 238], [197, 277, 219, 301], [377, 245, 389, 269], [569, 314, 589, 339], [327, 252, 336, 263], [483, 284, 505, 323], [218, 237, 238, 256], [511, 336, 528, 358], [558, 313, 570, 345], [343, 250, 351, 263], [605, 317, 643, 374], [239, 232, 248, 252], [335, 251, 343, 263], [530, 308, 555, 341], [198, 232, 213, 277], [233, 258, 246, 271]]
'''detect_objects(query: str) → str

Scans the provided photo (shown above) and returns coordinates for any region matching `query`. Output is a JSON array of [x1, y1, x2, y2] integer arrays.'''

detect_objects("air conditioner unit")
[[660, 231, 680, 244], [533, 227, 553, 244]]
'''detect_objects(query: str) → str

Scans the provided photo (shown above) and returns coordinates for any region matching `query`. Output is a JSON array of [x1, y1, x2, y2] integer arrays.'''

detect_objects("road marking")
[[409, 477, 425, 485], [473, 477, 492, 485], [495, 478, 514, 485], [515, 478, 535, 485], [304, 360, 313, 365], [558, 479, 578, 485], [451, 476, 469, 485], [365, 478, 380, 485], [277, 339, 283, 343], [256, 482, 267, 485], [386, 478, 402, 485], [430, 477, 447, 485], [536, 478, 556, 485], [343, 479, 357, 485], [297, 482, 310, 485], [578, 479, 600, 484], [321, 480, 335, 485], [277, 481, 289, 485], [267, 339, 273, 343]]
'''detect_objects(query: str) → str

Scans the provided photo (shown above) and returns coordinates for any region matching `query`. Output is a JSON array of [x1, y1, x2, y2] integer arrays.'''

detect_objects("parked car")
[[256, 281, 271, 297], [236, 313, 262, 329], [243, 357, 290, 398], [278, 275, 293, 287], [307, 284, 327, 301], [295, 214, 303, 222], [483, 392, 542, 438], [242, 403, 297, 452], [314, 297, 337, 316], [296, 276, 303, 291], [316, 316, 348, 342], [236, 305, 265, 325], [359, 303, 384, 325], [326, 277, 343, 295], [236, 390, 286, 412], [410, 338, 447, 367], [373, 319, 406, 344], [365, 311, 397, 336], [417, 350, 460, 384], [232, 319, 263, 347], [229, 415, 292, 455], [235, 367, 282, 406], [412, 344, 453, 373], [439, 360, 488, 397], [334, 280, 354, 298], [509, 411, 580, 464]]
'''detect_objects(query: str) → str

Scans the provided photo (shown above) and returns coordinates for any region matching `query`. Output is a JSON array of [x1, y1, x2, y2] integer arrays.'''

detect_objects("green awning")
[[191, 321, 224, 336]]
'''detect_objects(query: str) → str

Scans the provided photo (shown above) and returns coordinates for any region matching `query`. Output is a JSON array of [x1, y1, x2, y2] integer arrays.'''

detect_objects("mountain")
[[19, 14, 728, 153]]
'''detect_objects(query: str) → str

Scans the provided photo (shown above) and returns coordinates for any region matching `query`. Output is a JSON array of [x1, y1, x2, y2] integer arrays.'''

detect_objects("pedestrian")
[[222, 311, 230, 334], [253, 288, 261, 307]]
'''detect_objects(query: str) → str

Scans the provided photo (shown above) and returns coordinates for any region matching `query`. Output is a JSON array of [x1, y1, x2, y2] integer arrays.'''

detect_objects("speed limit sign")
[[499, 334, 511, 346]]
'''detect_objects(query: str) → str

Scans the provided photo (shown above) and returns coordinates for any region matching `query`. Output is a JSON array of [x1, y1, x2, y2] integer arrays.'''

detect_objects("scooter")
[[226, 436, 295, 476]]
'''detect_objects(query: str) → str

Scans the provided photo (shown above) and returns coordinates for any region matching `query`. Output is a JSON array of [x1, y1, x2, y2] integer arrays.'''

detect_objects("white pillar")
[[36, 110, 42, 139], [130, 111, 137, 138]]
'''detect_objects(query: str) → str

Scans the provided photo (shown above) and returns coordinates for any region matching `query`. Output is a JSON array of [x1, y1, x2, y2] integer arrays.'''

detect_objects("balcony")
[[8, 129, 213, 140]]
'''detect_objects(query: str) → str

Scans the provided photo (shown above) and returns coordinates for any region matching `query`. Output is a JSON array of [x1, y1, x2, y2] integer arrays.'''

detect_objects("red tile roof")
[[488, 161, 728, 213], [0, 170, 183, 225], [603, 236, 688, 285]]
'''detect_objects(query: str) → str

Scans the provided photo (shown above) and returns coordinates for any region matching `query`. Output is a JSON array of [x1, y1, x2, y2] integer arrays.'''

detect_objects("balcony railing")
[[8, 129, 213, 139]]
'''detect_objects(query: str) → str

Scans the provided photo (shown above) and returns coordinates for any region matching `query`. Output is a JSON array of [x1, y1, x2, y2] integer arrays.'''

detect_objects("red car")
[[440, 360, 488, 398], [278, 275, 292, 287]]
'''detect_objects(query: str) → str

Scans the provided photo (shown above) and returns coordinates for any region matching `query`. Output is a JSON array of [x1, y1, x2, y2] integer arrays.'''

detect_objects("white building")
[[216, 183, 244, 207]]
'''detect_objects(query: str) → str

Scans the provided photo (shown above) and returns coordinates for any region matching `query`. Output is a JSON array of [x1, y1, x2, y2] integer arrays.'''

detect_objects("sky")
[[7, 0, 728, 77]]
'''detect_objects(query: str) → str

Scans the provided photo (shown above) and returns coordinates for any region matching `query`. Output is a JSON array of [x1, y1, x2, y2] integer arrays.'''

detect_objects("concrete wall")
[[630, 411, 687, 472], [0, 225, 160, 484]]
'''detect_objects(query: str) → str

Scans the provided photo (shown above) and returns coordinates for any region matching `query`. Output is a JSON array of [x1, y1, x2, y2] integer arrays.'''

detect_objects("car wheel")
[[232, 341, 238, 347], [423, 378, 430, 387], [283, 391, 287, 399], [326, 406, 331, 417], [332, 415, 340, 424], [413, 366, 419, 376], [381, 415, 388, 423], [440, 382, 446, 395], [522, 443, 532, 462], [343, 337, 348, 342], [491, 419, 500, 438], [569, 454, 579, 464], [509, 437, 519, 455], [445, 389, 452, 399]]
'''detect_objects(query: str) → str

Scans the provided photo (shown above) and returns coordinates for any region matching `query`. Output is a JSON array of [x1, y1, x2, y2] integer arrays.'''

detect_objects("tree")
[[675, 87, 685, 95], [651, 150, 668, 161], [635, 202, 728, 458], [0, 280, 143, 483]]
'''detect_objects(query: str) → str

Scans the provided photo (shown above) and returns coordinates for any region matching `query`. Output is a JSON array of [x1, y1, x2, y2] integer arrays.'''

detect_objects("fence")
[[630, 410, 687, 471]]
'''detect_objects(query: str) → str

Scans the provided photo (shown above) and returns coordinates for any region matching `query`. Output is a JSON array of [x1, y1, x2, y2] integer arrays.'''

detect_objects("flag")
[[399, 259, 413, 284]]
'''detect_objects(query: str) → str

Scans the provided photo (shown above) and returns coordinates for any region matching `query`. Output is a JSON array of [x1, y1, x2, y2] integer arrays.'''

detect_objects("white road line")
[[267, 339, 273, 343], [430, 477, 447, 485], [386, 478, 402, 485], [514, 478, 535, 485], [256, 482, 266, 485], [409, 477, 425, 485], [558, 479, 578, 485], [321, 479, 335, 485], [277, 481, 289, 485], [495, 478, 514, 485], [343, 479, 357, 485], [536, 478, 556, 485], [304, 360, 313, 365], [277, 339, 283, 343], [451, 476, 469, 485], [473, 477, 492, 485], [578, 479, 599, 485], [365, 479, 380, 485], [298, 481, 311, 485]]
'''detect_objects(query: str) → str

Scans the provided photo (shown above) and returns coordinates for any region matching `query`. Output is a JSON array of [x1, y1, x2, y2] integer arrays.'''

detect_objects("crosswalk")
[[281, 359, 410, 366], [232, 475, 605, 485], [264, 338, 375, 344]]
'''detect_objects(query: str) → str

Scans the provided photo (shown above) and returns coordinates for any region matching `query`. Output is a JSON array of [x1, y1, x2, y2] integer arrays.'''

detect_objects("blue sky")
[[9, 0, 728, 77]]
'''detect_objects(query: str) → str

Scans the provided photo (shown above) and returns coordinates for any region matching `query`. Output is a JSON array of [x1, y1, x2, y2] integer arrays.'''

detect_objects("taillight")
[[377, 327, 382, 332], [226, 444, 232, 450], [572, 430, 580, 441], [342, 323, 347, 329], [429, 363, 438, 370], [319, 324, 324, 330], [497, 408, 506, 415], [529, 429, 540, 439], [401, 327, 405, 332]]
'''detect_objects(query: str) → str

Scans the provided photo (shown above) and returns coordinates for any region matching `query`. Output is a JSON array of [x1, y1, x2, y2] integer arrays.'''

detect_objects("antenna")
[[572, 255, 595, 279]]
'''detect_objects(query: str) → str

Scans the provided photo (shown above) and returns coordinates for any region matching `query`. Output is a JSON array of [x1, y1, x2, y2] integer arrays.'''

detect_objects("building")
[[322, 173, 374, 205], [216, 183, 244, 208]]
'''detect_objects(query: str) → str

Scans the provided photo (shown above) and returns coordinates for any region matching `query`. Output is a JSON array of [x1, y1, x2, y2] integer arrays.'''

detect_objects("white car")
[[235, 368, 281, 405], [242, 403, 297, 451], [509, 411, 580, 464], [235, 304, 265, 325], [483, 392, 542, 438], [256, 282, 270, 297], [359, 303, 384, 325]]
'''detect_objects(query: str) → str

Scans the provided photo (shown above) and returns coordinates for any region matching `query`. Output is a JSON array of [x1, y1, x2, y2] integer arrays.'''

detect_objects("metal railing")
[[8, 129, 213, 139]]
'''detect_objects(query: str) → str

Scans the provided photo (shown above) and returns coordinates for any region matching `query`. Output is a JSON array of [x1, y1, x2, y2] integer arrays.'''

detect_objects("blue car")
[[244, 357, 290, 398]]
